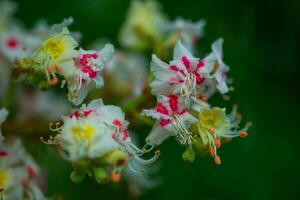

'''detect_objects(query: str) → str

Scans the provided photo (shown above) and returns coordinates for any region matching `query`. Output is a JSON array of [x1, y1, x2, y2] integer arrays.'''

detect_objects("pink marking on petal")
[[181, 56, 191, 71], [6, 37, 19, 49], [160, 119, 171, 127], [112, 131, 117, 141], [194, 72, 205, 85], [123, 130, 129, 141], [113, 119, 123, 129], [169, 65, 185, 75], [0, 151, 8, 157], [70, 111, 80, 119], [81, 66, 97, 79], [168, 95, 179, 112], [27, 166, 36, 179], [178, 109, 187, 115], [196, 60, 205, 70], [155, 103, 169, 115], [83, 110, 94, 117], [79, 53, 98, 66]]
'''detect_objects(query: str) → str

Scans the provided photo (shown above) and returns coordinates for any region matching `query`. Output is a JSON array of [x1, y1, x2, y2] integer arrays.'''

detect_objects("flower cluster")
[[42, 99, 159, 183], [0, 0, 251, 197], [119, 0, 205, 52], [0, 109, 46, 200], [17, 21, 114, 105], [142, 39, 251, 164]]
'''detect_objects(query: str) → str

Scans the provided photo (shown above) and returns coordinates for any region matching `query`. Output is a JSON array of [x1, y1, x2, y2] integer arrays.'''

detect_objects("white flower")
[[142, 95, 197, 145], [18, 27, 78, 85], [0, 108, 8, 143], [0, 139, 46, 200], [0, 28, 37, 62], [165, 18, 206, 51], [47, 99, 153, 162], [150, 40, 208, 106], [67, 44, 114, 106], [119, 0, 167, 50], [202, 38, 229, 93], [196, 106, 251, 165]]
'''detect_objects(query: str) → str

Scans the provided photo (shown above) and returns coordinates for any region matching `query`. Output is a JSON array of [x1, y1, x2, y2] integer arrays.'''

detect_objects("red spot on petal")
[[181, 56, 190, 71], [27, 165, 36, 179], [113, 119, 123, 129], [112, 131, 117, 141], [160, 119, 171, 127], [6, 37, 19, 49], [83, 109, 93, 117], [0, 151, 8, 157], [81, 66, 97, 79], [123, 130, 129, 141], [169, 65, 185, 75], [155, 103, 169, 115], [196, 60, 205, 70], [168, 95, 179, 112], [70, 111, 80, 119], [194, 72, 205, 85], [178, 109, 187, 115], [79, 53, 98, 66]]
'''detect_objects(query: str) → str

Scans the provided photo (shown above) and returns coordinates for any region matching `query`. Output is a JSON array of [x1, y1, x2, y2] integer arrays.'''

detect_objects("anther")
[[209, 127, 215, 134], [199, 95, 208, 102], [214, 156, 221, 165], [111, 172, 121, 183], [239, 131, 248, 138], [155, 149, 161, 156], [209, 147, 215, 157], [49, 77, 58, 86], [213, 139, 221, 149]]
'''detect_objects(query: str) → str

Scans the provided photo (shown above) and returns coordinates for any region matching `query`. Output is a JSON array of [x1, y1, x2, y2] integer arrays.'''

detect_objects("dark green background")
[[14, 0, 300, 199]]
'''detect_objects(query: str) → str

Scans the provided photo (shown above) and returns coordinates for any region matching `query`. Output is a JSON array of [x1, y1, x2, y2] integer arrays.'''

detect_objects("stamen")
[[213, 139, 221, 148], [209, 127, 215, 134], [209, 147, 215, 157], [49, 77, 58, 86], [111, 172, 121, 183], [239, 131, 248, 138], [214, 156, 221, 165], [199, 95, 208, 102]]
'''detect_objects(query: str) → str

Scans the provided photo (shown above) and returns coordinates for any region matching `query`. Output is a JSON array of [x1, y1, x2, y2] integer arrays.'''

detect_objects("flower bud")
[[94, 167, 108, 184], [182, 147, 195, 163], [70, 170, 85, 183]]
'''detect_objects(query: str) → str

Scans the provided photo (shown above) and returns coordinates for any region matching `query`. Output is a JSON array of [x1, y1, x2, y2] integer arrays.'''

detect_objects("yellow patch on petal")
[[42, 35, 66, 60], [71, 124, 96, 141], [198, 107, 225, 130], [0, 169, 9, 189]]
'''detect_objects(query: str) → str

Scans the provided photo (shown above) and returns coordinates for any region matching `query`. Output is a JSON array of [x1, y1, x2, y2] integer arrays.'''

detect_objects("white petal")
[[151, 54, 171, 79], [211, 38, 224, 64], [150, 80, 172, 96], [146, 122, 172, 145], [173, 40, 194, 60], [100, 43, 114, 63], [87, 98, 103, 111]]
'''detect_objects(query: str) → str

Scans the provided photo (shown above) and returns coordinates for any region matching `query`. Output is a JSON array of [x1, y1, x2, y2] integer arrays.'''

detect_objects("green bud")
[[93, 167, 108, 184], [70, 170, 85, 183], [182, 147, 195, 163]]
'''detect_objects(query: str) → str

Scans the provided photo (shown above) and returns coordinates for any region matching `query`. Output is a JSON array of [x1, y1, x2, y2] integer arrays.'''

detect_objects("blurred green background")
[[14, 0, 300, 199]]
